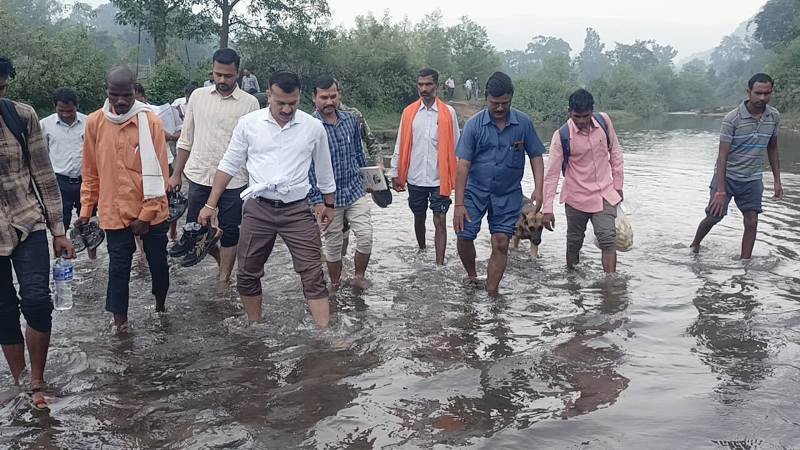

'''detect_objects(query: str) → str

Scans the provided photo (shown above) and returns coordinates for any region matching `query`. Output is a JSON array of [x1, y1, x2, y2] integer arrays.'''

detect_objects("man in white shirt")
[[169, 48, 259, 287], [387, 68, 460, 266], [241, 67, 260, 95], [198, 71, 336, 328], [40, 87, 88, 230], [464, 78, 473, 101], [445, 76, 455, 101]]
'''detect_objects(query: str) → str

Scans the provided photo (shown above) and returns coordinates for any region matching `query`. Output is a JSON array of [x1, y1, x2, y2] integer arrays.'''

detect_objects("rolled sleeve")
[[524, 119, 546, 158], [542, 132, 563, 215], [602, 113, 624, 191], [217, 118, 248, 177], [176, 95, 195, 151], [312, 126, 336, 195], [719, 118, 735, 144]]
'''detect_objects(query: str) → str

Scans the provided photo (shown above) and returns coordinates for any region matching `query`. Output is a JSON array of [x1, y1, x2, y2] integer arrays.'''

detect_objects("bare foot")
[[329, 282, 340, 294], [353, 276, 370, 290], [689, 243, 700, 254]]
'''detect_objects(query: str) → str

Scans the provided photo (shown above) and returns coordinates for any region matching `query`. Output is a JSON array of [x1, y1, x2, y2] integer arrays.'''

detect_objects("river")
[[2, 114, 799, 449]]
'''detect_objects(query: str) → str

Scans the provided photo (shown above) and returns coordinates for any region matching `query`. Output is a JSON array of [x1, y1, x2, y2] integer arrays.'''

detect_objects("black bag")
[[0, 98, 29, 161]]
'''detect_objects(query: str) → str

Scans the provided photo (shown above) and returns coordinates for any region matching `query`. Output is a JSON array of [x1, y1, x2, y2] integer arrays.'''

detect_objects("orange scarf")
[[396, 98, 457, 197]]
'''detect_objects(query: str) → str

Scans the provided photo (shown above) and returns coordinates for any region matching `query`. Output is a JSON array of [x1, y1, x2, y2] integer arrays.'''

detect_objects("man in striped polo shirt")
[[690, 73, 784, 259]]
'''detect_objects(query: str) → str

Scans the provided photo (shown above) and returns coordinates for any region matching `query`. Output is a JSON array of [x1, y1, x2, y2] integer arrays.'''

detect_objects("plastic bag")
[[594, 202, 634, 252]]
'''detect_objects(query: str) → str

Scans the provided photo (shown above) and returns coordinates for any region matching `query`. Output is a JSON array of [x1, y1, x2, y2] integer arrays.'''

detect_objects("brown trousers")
[[236, 198, 328, 300]]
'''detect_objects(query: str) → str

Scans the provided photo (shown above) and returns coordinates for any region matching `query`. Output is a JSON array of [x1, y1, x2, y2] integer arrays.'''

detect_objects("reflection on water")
[[2, 115, 800, 449]]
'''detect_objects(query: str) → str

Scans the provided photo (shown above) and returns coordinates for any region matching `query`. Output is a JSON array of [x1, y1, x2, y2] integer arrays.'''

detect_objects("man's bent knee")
[[20, 302, 52, 334]]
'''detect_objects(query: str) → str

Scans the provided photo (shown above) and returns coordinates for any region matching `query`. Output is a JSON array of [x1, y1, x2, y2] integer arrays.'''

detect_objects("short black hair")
[[213, 48, 240, 69], [269, 71, 301, 93], [418, 68, 439, 84], [184, 83, 197, 97], [748, 73, 774, 90], [313, 76, 338, 96], [53, 87, 78, 106], [568, 88, 595, 113], [134, 82, 146, 96], [485, 72, 514, 98], [0, 56, 16, 79]]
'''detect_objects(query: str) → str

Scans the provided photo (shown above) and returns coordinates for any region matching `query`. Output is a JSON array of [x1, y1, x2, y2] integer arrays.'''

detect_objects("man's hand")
[[319, 206, 335, 231], [53, 236, 76, 259], [531, 190, 543, 210], [313, 203, 325, 218], [168, 173, 182, 192], [617, 189, 624, 201], [392, 177, 406, 192], [708, 191, 727, 217], [774, 180, 784, 200], [130, 220, 150, 236], [542, 213, 556, 231], [74, 216, 89, 228], [198, 205, 216, 227], [453, 205, 471, 233]]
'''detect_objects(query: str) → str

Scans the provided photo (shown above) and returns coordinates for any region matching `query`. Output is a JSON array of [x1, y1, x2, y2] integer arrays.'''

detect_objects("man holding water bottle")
[[0, 56, 76, 411]]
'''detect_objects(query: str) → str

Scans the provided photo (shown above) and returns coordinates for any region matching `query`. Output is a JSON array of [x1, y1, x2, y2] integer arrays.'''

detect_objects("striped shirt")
[[308, 110, 366, 207], [0, 101, 65, 255], [177, 85, 259, 188], [719, 101, 780, 182]]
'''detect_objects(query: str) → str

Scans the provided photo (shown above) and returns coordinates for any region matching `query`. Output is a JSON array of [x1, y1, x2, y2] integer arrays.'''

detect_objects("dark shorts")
[[457, 189, 522, 241], [706, 176, 764, 220], [186, 180, 245, 247], [237, 198, 327, 300], [0, 231, 53, 344], [407, 184, 452, 218]]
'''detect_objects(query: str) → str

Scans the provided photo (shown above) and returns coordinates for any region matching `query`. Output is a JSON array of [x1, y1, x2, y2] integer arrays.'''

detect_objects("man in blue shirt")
[[309, 77, 373, 290], [453, 72, 545, 296]]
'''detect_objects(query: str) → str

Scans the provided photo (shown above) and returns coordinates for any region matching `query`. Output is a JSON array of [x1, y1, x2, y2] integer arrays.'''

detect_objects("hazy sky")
[[80, 0, 767, 58]]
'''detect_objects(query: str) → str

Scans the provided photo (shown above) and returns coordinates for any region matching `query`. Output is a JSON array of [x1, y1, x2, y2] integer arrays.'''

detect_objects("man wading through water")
[[690, 73, 783, 259], [387, 68, 460, 265], [0, 56, 76, 411]]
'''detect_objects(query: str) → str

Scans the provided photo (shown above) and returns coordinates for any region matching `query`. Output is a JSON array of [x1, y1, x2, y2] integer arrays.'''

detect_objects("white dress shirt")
[[40, 112, 87, 177], [387, 101, 460, 187], [218, 109, 336, 203]]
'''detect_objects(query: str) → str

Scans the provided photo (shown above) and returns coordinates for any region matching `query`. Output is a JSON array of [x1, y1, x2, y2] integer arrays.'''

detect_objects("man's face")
[[107, 82, 135, 115], [56, 101, 77, 125], [487, 94, 512, 121], [268, 84, 300, 125], [213, 61, 238, 95], [747, 81, 773, 110], [569, 110, 593, 131], [417, 75, 438, 102], [313, 85, 339, 116], [0, 75, 8, 98], [244, 69, 251, 76]]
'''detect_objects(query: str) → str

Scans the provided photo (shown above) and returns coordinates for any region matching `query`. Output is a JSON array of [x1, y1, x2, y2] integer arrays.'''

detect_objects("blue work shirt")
[[457, 108, 544, 198]]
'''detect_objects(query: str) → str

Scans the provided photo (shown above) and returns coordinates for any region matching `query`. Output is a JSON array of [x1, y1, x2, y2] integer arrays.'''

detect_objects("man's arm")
[[199, 120, 249, 226], [453, 118, 475, 233], [604, 113, 625, 197], [26, 108, 65, 237], [524, 120, 546, 206], [767, 134, 782, 199], [174, 92, 196, 176], [542, 132, 563, 230], [80, 117, 99, 219]]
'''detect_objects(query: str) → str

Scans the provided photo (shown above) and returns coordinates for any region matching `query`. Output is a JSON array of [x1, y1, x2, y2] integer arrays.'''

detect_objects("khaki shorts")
[[323, 196, 373, 262], [565, 200, 617, 255]]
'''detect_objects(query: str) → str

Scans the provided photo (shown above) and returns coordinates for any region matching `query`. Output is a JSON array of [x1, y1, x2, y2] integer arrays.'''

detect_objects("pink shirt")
[[543, 113, 624, 214]]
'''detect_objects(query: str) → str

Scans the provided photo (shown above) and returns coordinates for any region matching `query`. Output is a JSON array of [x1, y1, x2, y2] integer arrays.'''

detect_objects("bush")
[[145, 62, 189, 105]]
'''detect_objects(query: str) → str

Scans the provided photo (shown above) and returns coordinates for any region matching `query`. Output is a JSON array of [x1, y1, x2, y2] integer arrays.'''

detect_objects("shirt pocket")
[[0, 140, 22, 173], [120, 135, 142, 173]]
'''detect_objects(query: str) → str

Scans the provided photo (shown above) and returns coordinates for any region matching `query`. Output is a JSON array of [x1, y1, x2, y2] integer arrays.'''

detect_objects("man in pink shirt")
[[542, 89, 624, 273]]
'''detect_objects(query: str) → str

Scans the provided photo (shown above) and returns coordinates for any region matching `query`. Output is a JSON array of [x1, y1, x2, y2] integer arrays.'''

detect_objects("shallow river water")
[[2, 114, 799, 449]]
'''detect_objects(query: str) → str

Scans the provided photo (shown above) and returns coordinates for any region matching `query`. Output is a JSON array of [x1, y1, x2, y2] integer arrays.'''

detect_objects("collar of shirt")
[[567, 115, 601, 136], [312, 109, 343, 126], [479, 108, 520, 128], [55, 115, 84, 128], [263, 108, 306, 130], [738, 100, 778, 121], [418, 100, 439, 113], [211, 86, 244, 101]]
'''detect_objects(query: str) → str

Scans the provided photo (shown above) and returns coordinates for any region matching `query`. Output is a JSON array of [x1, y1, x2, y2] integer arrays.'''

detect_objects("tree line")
[[1, 0, 797, 125]]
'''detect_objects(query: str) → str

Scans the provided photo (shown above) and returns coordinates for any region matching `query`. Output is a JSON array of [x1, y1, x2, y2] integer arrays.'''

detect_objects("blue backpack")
[[558, 112, 610, 176]]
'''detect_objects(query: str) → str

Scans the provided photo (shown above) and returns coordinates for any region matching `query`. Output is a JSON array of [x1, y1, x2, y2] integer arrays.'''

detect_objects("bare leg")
[[241, 294, 262, 323], [307, 298, 330, 329], [690, 217, 718, 253], [155, 293, 166, 313], [25, 328, 49, 391], [326, 260, 343, 289], [566, 253, 580, 271], [218, 245, 237, 288], [741, 212, 758, 259], [169, 222, 178, 241], [113, 313, 128, 332], [433, 213, 447, 266], [457, 238, 478, 280], [601, 250, 617, 273], [486, 234, 510, 296], [208, 245, 221, 266], [1, 343, 26, 383], [353, 251, 370, 289], [414, 215, 427, 250]]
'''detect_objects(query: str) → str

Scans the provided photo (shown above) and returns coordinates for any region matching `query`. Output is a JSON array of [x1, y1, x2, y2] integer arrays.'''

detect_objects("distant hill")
[[677, 20, 753, 66]]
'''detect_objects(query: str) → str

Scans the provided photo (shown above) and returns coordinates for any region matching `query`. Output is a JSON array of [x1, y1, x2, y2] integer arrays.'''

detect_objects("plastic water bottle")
[[52, 254, 74, 311]]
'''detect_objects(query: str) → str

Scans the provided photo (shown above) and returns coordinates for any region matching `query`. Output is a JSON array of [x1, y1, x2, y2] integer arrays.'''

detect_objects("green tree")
[[753, 0, 800, 50], [447, 17, 502, 84], [576, 28, 610, 83], [412, 10, 454, 77], [504, 35, 570, 78], [110, 0, 214, 63]]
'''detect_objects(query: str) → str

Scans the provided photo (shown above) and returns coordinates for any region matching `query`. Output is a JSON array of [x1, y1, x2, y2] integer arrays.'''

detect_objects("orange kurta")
[[80, 110, 169, 230]]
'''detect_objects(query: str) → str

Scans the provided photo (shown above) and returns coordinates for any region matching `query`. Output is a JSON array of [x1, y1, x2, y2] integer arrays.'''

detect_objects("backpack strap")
[[0, 99, 30, 162], [558, 123, 570, 176], [592, 112, 611, 150]]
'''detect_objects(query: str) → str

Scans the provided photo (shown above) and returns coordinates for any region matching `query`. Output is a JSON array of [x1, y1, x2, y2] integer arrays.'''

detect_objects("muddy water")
[[2, 115, 799, 449]]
